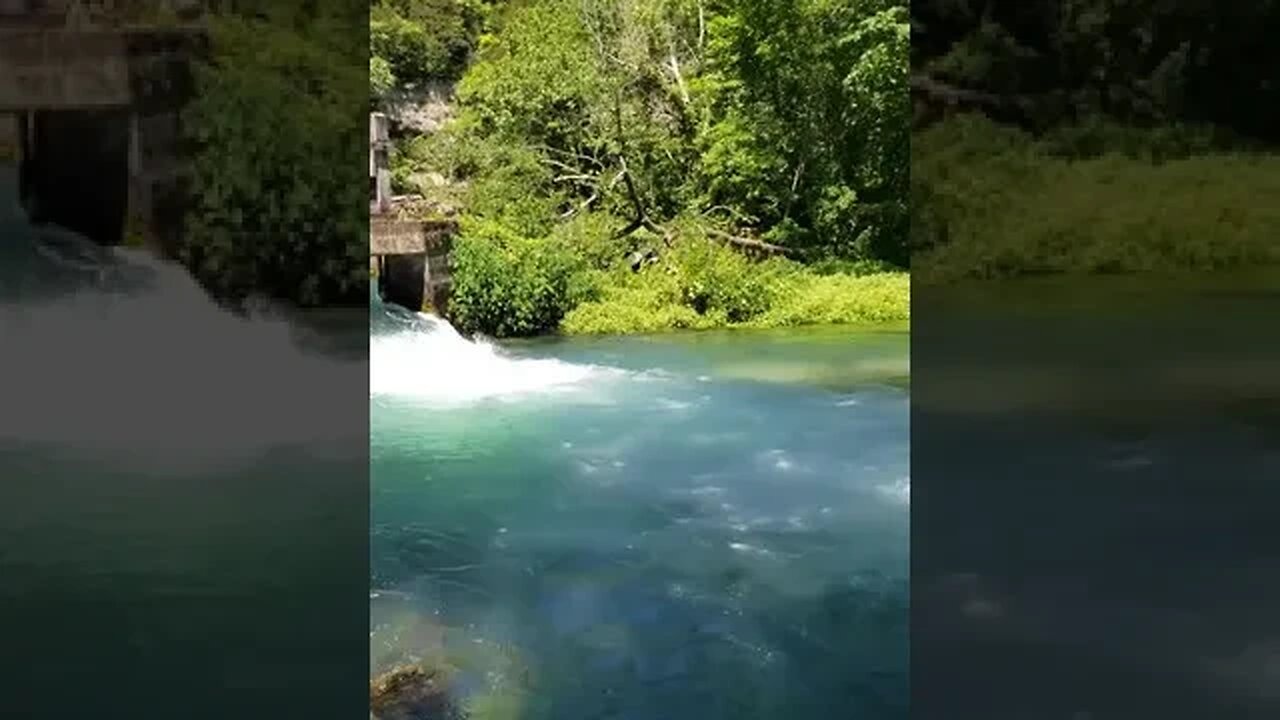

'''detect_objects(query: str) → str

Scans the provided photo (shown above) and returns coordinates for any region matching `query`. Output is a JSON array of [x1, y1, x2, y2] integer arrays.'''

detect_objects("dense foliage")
[[179, 5, 368, 306], [913, 0, 1280, 140], [370, 0, 497, 100], [911, 0, 1280, 281], [387, 0, 911, 336]]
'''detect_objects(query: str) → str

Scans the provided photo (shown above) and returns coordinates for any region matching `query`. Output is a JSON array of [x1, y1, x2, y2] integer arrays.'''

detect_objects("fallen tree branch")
[[910, 74, 1012, 108], [705, 229, 798, 257]]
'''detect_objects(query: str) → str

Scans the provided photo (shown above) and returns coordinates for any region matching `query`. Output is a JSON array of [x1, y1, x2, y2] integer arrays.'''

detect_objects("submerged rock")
[[369, 664, 462, 720]]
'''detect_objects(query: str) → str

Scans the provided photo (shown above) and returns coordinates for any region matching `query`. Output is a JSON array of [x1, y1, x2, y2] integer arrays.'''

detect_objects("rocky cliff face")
[[382, 81, 455, 137], [378, 80, 465, 217]]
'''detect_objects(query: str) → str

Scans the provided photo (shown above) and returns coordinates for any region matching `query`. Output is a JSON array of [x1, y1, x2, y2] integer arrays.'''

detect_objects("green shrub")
[[665, 239, 773, 323], [371, 55, 396, 101], [560, 287, 727, 335], [750, 272, 910, 327], [447, 219, 584, 337], [180, 13, 367, 306]]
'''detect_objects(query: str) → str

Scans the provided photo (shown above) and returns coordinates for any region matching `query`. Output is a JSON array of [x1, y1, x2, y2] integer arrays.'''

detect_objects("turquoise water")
[[370, 296, 909, 718]]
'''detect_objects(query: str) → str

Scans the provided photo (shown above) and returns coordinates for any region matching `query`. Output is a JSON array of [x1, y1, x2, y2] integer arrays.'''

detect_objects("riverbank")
[[559, 265, 909, 336], [913, 114, 1280, 283], [371, 237, 909, 336]]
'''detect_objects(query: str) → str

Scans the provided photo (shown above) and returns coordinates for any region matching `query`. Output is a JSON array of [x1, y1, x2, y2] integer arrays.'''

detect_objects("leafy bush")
[[179, 14, 367, 306], [664, 238, 772, 322], [560, 290, 728, 334], [447, 219, 585, 337], [371, 55, 396, 101], [749, 272, 910, 327]]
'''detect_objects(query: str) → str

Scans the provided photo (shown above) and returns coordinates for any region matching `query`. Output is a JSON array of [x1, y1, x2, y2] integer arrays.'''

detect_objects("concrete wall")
[[371, 218, 455, 314], [124, 30, 203, 250], [2, 29, 203, 246]]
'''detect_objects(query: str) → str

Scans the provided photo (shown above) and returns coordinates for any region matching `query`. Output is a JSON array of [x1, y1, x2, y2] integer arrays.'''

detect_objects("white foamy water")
[[0, 173, 365, 473], [370, 304, 609, 406]]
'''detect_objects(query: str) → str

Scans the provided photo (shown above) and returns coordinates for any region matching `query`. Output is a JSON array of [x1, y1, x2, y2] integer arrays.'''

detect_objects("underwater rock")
[[369, 664, 461, 720]]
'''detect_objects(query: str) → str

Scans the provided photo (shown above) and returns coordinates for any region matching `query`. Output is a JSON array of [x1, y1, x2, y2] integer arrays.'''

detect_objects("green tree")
[[180, 9, 368, 306]]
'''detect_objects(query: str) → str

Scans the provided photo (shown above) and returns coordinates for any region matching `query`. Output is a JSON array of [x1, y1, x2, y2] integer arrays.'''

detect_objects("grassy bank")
[[438, 213, 908, 337], [913, 115, 1280, 283], [560, 263, 909, 335]]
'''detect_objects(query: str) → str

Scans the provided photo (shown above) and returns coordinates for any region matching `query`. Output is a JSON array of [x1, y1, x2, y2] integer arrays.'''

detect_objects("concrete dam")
[[0, 6, 206, 249], [369, 111, 456, 314]]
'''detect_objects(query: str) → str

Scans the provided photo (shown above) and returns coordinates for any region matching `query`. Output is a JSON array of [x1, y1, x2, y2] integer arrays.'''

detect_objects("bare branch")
[[910, 74, 1036, 111], [668, 46, 690, 106], [553, 173, 600, 184], [697, 0, 706, 53], [706, 229, 798, 257], [560, 192, 599, 218], [606, 169, 627, 191], [782, 160, 805, 220]]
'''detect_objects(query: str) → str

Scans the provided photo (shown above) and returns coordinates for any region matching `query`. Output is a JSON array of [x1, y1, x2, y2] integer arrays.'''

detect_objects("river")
[[912, 276, 1280, 718], [370, 292, 910, 718], [0, 165, 370, 718]]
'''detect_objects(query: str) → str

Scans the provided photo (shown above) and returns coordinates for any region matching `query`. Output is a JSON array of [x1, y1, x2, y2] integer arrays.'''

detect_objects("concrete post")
[[370, 112, 391, 214]]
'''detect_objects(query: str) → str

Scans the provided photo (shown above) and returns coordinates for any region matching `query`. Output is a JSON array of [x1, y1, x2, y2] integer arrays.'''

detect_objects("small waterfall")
[[370, 290, 602, 405], [0, 167, 365, 472]]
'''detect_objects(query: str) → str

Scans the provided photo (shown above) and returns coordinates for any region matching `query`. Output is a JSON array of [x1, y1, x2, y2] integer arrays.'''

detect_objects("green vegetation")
[[913, 114, 1280, 281], [180, 3, 368, 306], [370, 0, 497, 100], [912, 0, 1280, 283], [377, 0, 911, 337]]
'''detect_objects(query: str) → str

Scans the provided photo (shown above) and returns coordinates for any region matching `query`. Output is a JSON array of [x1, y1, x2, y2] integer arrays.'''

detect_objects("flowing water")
[[370, 294, 910, 718], [0, 166, 369, 717], [912, 277, 1280, 718]]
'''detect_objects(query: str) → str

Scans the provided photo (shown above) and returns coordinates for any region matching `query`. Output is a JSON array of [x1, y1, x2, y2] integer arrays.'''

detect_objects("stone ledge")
[[370, 217, 456, 256]]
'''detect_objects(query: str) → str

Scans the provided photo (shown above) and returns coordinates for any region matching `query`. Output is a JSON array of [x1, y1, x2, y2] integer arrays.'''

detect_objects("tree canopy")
[[912, 0, 1280, 144]]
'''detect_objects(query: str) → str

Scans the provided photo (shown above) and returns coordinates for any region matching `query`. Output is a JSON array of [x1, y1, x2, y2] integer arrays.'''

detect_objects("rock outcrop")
[[369, 664, 462, 720]]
